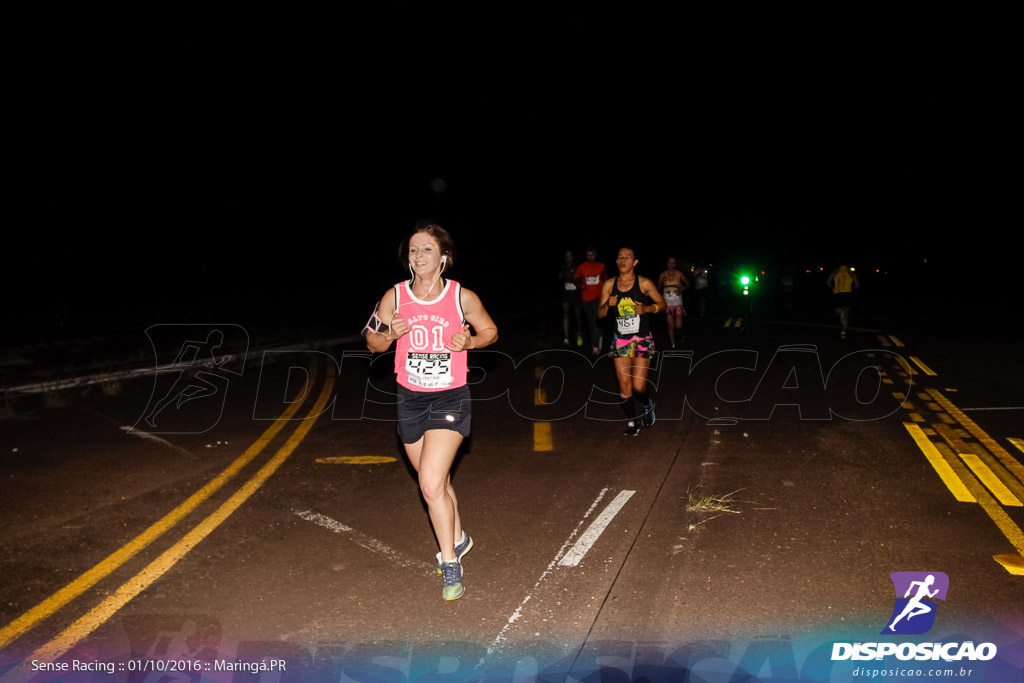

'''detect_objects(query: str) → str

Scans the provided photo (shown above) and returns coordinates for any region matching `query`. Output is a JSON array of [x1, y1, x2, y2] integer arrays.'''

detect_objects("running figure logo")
[[137, 324, 248, 434], [881, 571, 949, 635]]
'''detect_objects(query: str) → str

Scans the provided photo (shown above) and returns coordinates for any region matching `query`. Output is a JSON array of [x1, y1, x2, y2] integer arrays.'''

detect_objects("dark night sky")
[[8, 3, 1021, 343]]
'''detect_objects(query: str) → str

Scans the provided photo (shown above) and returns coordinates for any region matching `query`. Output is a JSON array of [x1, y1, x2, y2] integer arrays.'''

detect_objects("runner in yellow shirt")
[[826, 262, 860, 339]]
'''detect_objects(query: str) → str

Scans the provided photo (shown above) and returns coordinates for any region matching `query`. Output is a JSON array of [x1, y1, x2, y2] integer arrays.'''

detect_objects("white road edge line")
[[119, 425, 193, 455], [960, 407, 1024, 411], [294, 509, 435, 577], [481, 487, 610, 664], [558, 490, 636, 567]]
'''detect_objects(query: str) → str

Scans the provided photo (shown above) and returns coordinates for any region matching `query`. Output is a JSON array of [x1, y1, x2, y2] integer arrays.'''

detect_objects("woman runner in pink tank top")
[[365, 222, 498, 601]]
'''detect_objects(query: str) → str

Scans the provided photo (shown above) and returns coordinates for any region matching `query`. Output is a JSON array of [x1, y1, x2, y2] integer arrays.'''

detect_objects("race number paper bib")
[[615, 296, 641, 335], [405, 352, 454, 389], [617, 315, 640, 335], [564, 282, 577, 291], [664, 288, 683, 306], [585, 275, 600, 285]]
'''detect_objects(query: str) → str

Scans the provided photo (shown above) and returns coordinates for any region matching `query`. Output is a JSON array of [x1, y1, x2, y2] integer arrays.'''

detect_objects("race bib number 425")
[[406, 352, 453, 388]]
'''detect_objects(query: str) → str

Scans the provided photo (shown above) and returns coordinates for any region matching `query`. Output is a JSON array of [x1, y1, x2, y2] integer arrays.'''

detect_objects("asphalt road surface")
[[1, 303, 1022, 682]]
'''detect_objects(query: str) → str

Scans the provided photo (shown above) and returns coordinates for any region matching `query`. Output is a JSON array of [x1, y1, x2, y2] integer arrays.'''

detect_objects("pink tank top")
[[393, 279, 469, 391]]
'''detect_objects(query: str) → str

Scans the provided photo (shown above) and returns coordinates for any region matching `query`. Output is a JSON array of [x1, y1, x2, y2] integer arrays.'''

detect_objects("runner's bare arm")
[[597, 279, 616, 318], [449, 287, 498, 351], [638, 277, 667, 314]]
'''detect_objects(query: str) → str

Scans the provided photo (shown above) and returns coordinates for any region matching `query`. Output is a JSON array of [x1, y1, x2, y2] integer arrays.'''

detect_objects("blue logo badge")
[[881, 572, 949, 635]]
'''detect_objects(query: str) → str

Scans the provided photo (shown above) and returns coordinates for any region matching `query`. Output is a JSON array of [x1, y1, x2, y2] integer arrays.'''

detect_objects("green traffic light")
[[740, 275, 750, 286]]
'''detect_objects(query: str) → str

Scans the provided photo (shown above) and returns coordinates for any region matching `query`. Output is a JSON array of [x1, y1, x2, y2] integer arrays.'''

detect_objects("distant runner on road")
[[599, 247, 666, 437], [575, 246, 607, 356], [559, 249, 584, 347], [365, 221, 498, 601], [691, 260, 710, 319], [657, 256, 689, 348], [826, 262, 860, 339]]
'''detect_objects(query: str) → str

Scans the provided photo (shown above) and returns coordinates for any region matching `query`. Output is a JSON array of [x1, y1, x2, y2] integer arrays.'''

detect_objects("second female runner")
[[598, 247, 666, 436]]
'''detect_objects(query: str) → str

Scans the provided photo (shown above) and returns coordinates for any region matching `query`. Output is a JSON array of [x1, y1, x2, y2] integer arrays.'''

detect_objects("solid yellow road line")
[[981, 497, 1024, 573], [0, 365, 319, 651], [910, 356, 938, 376], [933, 423, 1024, 505], [928, 442, 1024, 575], [533, 372, 552, 451], [877, 335, 891, 347], [993, 554, 1024, 575], [921, 433, 1024, 575], [889, 335, 905, 347], [928, 388, 1024, 487], [534, 422, 553, 452], [1009, 438, 1024, 455], [315, 456, 396, 465], [903, 423, 975, 502], [26, 371, 335, 665], [960, 454, 1023, 507], [975, 496, 1024, 574]]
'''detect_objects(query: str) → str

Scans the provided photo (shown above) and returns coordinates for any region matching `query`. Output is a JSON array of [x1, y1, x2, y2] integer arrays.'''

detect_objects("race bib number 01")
[[617, 315, 640, 335], [406, 352, 453, 388]]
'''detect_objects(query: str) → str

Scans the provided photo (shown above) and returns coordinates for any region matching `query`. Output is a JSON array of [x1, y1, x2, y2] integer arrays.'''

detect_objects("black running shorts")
[[396, 384, 472, 444], [833, 292, 853, 308]]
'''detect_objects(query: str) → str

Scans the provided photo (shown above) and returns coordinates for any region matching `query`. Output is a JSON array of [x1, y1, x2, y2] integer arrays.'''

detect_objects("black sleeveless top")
[[612, 276, 652, 338]]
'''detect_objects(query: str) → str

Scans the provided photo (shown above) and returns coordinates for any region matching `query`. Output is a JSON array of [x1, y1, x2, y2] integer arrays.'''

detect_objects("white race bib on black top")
[[616, 315, 640, 335]]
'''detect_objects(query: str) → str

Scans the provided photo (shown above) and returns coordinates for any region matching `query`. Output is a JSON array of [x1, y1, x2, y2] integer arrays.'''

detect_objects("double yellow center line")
[[1, 361, 334, 664], [901, 382, 1024, 575]]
